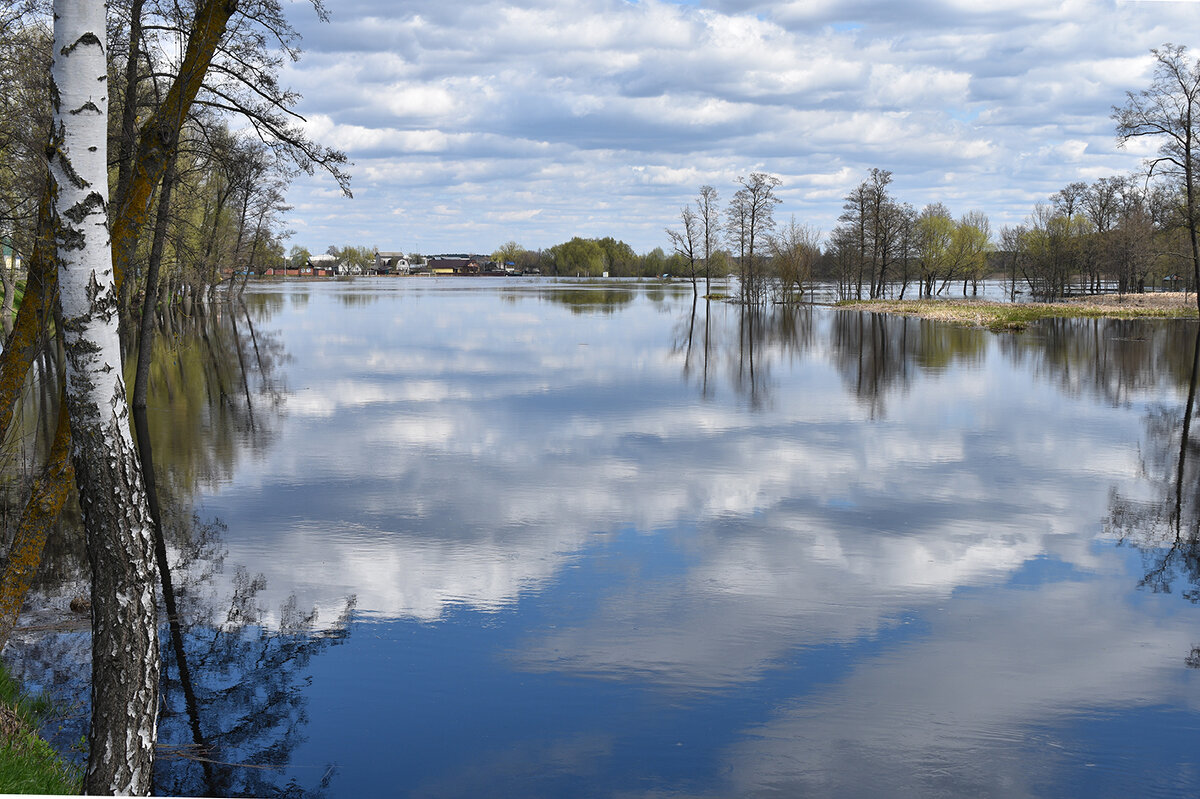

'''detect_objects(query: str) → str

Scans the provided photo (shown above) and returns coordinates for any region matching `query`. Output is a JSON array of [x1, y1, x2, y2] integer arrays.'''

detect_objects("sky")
[[275, 0, 1198, 257]]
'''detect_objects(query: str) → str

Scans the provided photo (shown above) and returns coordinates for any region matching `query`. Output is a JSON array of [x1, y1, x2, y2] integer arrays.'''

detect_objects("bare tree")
[[769, 216, 820, 303], [1115, 43, 1200, 310], [726, 172, 781, 305], [697, 184, 720, 296], [836, 169, 902, 298], [667, 204, 702, 297]]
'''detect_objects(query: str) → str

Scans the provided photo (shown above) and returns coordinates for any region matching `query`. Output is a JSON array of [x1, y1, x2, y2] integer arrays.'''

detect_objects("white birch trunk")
[[49, 0, 161, 794]]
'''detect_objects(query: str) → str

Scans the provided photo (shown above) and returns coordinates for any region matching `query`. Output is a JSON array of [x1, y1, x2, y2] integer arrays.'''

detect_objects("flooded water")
[[9, 277, 1200, 797]]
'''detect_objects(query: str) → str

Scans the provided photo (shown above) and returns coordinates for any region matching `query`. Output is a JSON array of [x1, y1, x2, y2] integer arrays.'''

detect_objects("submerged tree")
[[666, 204, 701, 296], [726, 172, 781, 305], [697, 184, 720, 296], [769, 216, 820, 303]]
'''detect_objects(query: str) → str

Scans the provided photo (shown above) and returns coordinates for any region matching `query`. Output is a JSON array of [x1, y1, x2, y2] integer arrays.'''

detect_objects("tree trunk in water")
[[133, 150, 177, 410], [50, 2, 160, 793]]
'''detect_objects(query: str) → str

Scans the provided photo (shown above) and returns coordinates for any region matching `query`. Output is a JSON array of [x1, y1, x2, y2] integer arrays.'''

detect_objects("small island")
[[838, 292, 1198, 331]]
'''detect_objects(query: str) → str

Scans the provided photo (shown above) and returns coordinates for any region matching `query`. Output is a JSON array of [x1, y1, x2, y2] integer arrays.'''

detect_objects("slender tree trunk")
[[50, 2, 159, 793], [1175, 327, 1200, 529], [1186, 133, 1200, 315], [0, 260, 14, 338], [133, 149, 177, 410], [114, 0, 145, 314]]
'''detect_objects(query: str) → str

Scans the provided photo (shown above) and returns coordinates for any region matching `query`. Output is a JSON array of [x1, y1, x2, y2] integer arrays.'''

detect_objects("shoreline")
[[836, 293, 1199, 331]]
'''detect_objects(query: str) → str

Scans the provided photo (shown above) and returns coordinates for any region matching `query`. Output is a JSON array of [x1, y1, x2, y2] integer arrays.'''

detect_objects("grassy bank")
[[837, 293, 1199, 331], [0, 662, 81, 795]]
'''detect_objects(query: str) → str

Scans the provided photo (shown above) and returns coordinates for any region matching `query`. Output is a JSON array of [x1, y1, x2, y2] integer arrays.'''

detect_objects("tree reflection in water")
[[1107, 327, 1200, 667], [830, 310, 988, 417], [675, 300, 817, 406], [154, 509, 355, 798], [142, 303, 353, 797], [5, 302, 353, 798], [1000, 317, 1197, 406], [136, 302, 287, 500]]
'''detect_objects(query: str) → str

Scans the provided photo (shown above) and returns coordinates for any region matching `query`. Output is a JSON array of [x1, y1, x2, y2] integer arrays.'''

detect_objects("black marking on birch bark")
[[66, 336, 102, 359], [67, 371, 98, 404], [54, 147, 88, 190], [56, 221, 85, 251], [85, 270, 103, 305], [69, 100, 102, 116], [65, 191, 104, 224], [59, 314, 87, 335], [61, 31, 103, 57]]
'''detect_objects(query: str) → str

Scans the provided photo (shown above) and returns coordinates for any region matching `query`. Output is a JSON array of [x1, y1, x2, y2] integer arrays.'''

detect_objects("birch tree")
[[49, 0, 159, 792]]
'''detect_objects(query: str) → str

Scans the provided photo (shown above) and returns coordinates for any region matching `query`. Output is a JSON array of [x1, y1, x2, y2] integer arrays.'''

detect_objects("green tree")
[[288, 245, 311, 269], [915, 202, 954, 296], [492, 240, 523, 266], [548, 237, 607, 276], [950, 210, 992, 296], [595, 236, 637, 275]]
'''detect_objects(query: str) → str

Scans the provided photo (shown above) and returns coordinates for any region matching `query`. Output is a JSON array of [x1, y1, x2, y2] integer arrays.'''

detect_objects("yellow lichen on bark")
[[0, 187, 57, 442]]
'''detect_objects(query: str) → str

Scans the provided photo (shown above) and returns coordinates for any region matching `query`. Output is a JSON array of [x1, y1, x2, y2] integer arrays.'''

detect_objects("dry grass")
[[837, 293, 1198, 331]]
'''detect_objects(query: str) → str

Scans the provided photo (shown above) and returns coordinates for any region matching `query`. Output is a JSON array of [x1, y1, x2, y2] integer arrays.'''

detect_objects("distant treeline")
[[461, 161, 1197, 305]]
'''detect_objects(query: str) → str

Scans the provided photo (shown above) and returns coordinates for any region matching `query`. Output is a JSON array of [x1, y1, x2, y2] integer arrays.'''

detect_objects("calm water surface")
[[14, 278, 1200, 797]]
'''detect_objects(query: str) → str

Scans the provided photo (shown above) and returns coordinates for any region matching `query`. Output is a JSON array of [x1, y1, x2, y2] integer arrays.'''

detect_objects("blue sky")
[[275, 0, 1197, 256]]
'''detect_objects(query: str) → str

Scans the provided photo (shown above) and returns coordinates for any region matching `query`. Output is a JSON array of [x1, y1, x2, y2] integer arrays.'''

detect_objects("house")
[[427, 255, 481, 275], [308, 253, 339, 272], [375, 251, 410, 275]]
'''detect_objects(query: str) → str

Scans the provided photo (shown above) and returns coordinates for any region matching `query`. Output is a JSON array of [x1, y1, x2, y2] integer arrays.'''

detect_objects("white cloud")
[[277, 0, 1196, 253]]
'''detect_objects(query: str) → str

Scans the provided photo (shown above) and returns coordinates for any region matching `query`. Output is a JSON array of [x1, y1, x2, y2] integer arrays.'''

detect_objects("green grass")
[[0, 662, 82, 795]]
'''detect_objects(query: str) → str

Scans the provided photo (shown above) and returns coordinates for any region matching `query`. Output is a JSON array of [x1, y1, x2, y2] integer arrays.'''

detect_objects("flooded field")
[[6, 277, 1200, 797]]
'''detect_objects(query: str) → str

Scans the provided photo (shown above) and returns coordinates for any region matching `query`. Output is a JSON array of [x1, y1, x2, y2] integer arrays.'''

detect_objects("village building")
[[427, 255, 481, 275], [375, 251, 411, 274]]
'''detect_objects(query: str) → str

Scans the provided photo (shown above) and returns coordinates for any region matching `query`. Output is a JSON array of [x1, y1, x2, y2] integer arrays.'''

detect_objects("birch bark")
[[49, 0, 160, 793]]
